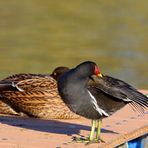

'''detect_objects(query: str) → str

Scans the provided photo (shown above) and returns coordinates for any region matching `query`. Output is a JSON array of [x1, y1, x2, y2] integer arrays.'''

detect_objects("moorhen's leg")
[[72, 120, 96, 144], [89, 120, 96, 141], [96, 119, 102, 140], [95, 119, 104, 142]]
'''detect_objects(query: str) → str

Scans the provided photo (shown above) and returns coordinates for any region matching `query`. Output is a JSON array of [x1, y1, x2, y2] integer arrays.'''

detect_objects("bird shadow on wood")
[[0, 115, 118, 136]]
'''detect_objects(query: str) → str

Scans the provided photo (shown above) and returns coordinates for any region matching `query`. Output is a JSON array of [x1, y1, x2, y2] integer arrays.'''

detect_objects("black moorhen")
[[57, 61, 148, 143]]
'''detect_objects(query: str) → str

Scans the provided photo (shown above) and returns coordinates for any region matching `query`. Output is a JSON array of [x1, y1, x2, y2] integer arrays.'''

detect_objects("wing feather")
[[88, 75, 148, 112]]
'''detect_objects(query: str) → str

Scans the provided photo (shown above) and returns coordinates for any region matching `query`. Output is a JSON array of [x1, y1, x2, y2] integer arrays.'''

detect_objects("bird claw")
[[94, 137, 105, 143], [71, 136, 105, 145], [72, 136, 90, 144], [85, 138, 105, 145]]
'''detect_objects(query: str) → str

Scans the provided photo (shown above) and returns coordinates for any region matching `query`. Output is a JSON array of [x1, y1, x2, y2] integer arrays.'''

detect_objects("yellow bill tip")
[[98, 73, 103, 77]]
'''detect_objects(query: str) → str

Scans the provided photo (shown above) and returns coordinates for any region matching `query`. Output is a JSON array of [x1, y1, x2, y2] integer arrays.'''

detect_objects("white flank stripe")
[[124, 97, 132, 102], [88, 90, 109, 117]]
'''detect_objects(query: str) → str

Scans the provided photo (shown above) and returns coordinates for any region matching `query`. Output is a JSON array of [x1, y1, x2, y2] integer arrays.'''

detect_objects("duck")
[[0, 67, 79, 119], [57, 61, 148, 143]]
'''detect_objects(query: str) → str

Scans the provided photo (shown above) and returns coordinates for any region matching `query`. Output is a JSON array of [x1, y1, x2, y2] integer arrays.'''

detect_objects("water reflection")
[[0, 1, 147, 88]]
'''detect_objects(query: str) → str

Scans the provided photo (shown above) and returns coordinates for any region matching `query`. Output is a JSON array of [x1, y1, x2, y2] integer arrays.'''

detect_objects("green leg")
[[89, 120, 96, 141], [71, 119, 104, 144], [96, 119, 102, 140], [95, 119, 104, 142], [71, 120, 96, 143]]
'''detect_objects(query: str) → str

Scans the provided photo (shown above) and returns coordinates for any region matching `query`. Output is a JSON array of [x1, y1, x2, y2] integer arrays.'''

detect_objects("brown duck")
[[0, 67, 79, 119]]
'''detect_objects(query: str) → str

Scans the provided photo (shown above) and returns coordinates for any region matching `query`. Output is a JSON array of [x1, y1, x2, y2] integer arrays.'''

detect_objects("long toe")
[[94, 137, 105, 143], [84, 138, 105, 145], [71, 136, 104, 145], [72, 136, 90, 144]]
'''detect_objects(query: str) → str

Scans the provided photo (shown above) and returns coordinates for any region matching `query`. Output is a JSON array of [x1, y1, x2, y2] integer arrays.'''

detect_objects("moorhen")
[[58, 61, 148, 143], [0, 67, 79, 119]]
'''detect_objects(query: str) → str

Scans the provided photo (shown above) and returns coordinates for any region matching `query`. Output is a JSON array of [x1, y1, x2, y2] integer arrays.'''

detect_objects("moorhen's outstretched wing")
[[88, 75, 148, 112]]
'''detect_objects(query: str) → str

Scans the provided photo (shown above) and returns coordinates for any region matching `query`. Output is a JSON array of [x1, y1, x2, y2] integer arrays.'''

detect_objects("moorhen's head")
[[51, 66, 70, 80], [75, 61, 102, 78]]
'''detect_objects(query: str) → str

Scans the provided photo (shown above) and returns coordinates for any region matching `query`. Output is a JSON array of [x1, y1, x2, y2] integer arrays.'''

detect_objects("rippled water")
[[0, 1, 148, 88]]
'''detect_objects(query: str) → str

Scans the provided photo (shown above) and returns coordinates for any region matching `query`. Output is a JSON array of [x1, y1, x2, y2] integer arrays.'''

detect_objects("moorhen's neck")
[[58, 68, 91, 99], [68, 68, 90, 87]]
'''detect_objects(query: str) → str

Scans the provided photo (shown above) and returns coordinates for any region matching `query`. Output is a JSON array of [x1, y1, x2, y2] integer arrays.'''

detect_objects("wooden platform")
[[0, 90, 147, 148]]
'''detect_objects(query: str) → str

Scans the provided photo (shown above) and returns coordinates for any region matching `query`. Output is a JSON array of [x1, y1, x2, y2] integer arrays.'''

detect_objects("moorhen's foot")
[[84, 137, 105, 145], [94, 137, 105, 143], [71, 136, 105, 145], [72, 136, 90, 144]]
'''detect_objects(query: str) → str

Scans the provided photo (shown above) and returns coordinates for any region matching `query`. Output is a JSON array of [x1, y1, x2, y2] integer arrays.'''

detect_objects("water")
[[0, 0, 148, 88]]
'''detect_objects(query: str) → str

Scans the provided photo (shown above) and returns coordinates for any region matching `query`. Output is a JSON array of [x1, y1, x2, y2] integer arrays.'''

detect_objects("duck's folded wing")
[[3, 73, 51, 81], [0, 78, 59, 116], [0, 77, 56, 92], [88, 75, 148, 109], [15, 78, 57, 92], [1, 88, 61, 117]]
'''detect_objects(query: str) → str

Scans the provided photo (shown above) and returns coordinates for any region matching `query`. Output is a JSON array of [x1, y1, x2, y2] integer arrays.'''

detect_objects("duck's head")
[[51, 66, 70, 80], [75, 61, 102, 78]]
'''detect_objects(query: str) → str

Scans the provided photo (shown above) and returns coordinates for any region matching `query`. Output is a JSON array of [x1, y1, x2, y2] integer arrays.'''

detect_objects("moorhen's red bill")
[[57, 61, 148, 143]]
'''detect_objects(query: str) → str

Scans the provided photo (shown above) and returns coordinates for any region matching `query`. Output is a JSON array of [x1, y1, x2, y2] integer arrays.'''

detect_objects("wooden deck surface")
[[0, 90, 147, 148]]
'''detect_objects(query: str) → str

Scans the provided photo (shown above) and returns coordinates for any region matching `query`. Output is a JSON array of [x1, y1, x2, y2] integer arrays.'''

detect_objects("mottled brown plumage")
[[0, 67, 79, 119], [0, 100, 18, 115]]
